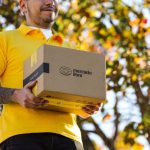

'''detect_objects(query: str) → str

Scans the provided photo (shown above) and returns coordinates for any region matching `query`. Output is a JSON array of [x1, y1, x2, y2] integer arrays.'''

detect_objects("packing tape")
[[31, 51, 37, 67], [32, 83, 38, 96]]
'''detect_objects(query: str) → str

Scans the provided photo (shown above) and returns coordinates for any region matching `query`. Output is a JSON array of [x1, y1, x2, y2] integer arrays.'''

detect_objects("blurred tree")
[[0, 0, 150, 150]]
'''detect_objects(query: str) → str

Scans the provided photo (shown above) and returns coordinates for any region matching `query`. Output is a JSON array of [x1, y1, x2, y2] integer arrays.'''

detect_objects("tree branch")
[[88, 117, 115, 149], [113, 95, 120, 140], [131, 81, 149, 115]]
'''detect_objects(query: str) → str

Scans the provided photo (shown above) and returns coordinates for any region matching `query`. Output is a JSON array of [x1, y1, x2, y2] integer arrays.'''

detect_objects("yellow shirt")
[[0, 24, 82, 144]]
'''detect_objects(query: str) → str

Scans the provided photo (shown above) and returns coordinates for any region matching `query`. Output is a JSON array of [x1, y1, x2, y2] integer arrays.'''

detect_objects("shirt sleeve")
[[0, 32, 7, 77]]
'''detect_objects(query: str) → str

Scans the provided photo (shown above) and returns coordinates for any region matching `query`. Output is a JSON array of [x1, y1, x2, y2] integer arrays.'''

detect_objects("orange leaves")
[[69, 34, 78, 44], [99, 29, 107, 36], [86, 8, 98, 18], [132, 143, 144, 150], [141, 18, 148, 24], [106, 68, 112, 76], [129, 18, 148, 27], [79, 42, 89, 51], [70, 0, 79, 10], [142, 73, 150, 80], [138, 124, 144, 130], [123, 30, 131, 38], [87, 31, 94, 41], [102, 114, 111, 122], [115, 132, 144, 150], [103, 40, 115, 49], [134, 57, 146, 69], [131, 74, 137, 82], [123, 7, 129, 16], [92, 140, 103, 150], [144, 1, 150, 8], [99, 27, 120, 49], [50, 33, 64, 46], [129, 18, 140, 26], [128, 131, 137, 139], [52, 35, 63, 44], [147, 28, 150, 33]]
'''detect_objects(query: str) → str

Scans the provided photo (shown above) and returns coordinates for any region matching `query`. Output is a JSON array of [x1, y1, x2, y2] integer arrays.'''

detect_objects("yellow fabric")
[[0, 24, 82, 144]]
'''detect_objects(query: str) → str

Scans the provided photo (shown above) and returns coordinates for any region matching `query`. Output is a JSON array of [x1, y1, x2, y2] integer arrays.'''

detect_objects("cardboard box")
[[23, 45, 106, 117]]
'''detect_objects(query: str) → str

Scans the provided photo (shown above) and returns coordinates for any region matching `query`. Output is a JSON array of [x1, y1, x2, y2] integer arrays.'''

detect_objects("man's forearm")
[[0, 87, 16, 104]]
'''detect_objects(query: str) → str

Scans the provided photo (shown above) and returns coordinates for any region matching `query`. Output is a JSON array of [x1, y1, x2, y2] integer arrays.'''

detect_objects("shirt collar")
[[28, 26, 53, 39], [17, 24, 34, 35], [17, 24, 55, 36], [17, 24, 64, 45]]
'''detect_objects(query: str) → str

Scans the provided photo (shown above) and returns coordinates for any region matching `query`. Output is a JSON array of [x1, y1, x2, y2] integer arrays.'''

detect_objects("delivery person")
[[0, 0, 101, 149]]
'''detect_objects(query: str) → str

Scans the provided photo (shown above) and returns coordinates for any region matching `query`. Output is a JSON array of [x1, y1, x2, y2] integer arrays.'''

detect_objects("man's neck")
[[27, 24, 53, 40], [26, 22, 51, 30]]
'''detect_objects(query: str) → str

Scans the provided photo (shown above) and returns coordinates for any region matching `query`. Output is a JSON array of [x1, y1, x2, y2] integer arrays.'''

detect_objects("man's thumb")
[[24, 80, 37, 89]]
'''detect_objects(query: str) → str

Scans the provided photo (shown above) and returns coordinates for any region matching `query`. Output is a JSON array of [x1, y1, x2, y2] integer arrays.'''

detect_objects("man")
[[0, 0, 101, 149]]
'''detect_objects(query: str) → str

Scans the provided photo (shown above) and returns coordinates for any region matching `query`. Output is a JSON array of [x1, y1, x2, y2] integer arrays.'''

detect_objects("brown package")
[[23, 45, 106, 117]]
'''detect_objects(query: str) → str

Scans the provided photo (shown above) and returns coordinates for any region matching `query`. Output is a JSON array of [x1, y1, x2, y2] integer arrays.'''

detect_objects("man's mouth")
[[41, 6, 56, 12]]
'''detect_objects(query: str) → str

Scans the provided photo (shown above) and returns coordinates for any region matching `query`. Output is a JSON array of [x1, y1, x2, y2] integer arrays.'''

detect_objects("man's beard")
[[27, 9, 57, 28], [39, 1, 58, 25], [42, 13, 56, 24]]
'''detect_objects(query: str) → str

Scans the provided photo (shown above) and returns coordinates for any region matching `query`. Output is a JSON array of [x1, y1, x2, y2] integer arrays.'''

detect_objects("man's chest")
[[1, 38, 45, 88]]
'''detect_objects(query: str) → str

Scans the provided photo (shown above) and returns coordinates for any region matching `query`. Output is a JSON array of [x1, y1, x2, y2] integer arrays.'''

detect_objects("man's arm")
[[0, 81, 49, 107], [0, 87, 15, 104]]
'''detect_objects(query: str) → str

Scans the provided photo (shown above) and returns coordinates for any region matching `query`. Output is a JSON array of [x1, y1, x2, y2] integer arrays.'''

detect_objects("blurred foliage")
[[0, 0, 150, 150]]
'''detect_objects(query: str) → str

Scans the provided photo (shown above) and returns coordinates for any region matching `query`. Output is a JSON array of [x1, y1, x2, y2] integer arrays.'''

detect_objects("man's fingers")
[[34, 98, 49, 104], [26, 93, 37, 105], [85, 105, 99, 111], [82, 107, 94, 115], [27, 93, 49, 105], [24, 99, 48, 108], [24, 101, 42, 108], [33, 98, 49, 105], [97, 103, 103, 108], [82, 105, 100, 115], [24, 101, 39, 108], [24, 80, 37, 89]]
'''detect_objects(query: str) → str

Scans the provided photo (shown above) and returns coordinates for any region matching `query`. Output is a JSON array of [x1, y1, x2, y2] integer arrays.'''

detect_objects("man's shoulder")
[[0, 29, 18, 38]]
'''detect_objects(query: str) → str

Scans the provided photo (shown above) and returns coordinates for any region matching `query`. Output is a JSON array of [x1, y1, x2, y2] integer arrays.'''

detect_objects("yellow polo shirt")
[[0, 24, 82, 144]]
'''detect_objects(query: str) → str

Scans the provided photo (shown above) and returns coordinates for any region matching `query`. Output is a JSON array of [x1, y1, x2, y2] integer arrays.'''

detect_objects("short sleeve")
[[0, 32, 7, 77]]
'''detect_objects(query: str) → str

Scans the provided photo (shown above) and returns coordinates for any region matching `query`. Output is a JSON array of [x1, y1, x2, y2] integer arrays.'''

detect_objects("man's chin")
[[41, 18, 55, 27], [42, 13, 56, 22]]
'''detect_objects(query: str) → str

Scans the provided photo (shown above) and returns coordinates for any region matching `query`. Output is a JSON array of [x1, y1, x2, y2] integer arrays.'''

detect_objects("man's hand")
[[79, 103, 102, 118], [11, 80, 49, 108]]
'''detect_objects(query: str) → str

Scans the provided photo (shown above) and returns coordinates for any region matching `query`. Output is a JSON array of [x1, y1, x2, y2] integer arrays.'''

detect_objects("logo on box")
[[59, 66, 72, 76], [59, 66, 92, 77]]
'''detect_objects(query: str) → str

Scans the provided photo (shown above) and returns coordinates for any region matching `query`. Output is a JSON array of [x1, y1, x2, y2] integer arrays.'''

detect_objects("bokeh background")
[[0, 0, 150, 150]]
